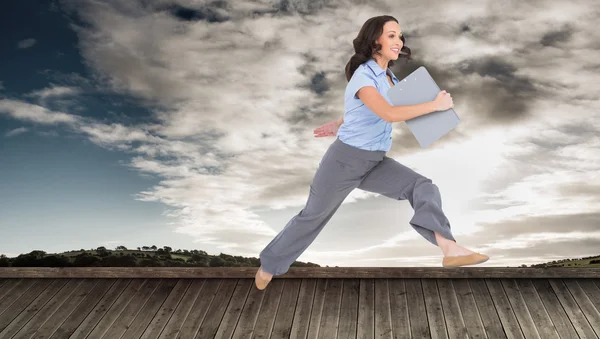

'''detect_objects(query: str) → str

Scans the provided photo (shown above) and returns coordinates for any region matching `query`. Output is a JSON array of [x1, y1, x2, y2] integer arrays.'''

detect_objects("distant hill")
[[0, 245, 321, 268], [1, 246, 599, 268], [527, 254, 600, 268]]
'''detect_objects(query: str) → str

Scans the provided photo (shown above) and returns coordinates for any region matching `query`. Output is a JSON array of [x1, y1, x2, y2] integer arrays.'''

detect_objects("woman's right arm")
[[356, 86, 451, 123]]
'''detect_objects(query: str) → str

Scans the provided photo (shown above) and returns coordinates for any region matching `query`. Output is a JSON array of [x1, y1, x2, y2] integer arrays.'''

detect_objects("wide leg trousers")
[[259, 137, 457, 276]]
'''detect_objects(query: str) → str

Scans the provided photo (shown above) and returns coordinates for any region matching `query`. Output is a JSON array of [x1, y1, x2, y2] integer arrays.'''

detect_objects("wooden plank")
[[69, 279, 138, 339], [387, 279, 410, 339], [436, 279, 467, 339], [190, 279, 237, 338], [0, 279, 25, 302], [530, 279, 579, 339], [514, 279, 560, 339], [548, 278, 598, 338], [337, 278, 359, 339], [467, 278, 506, 339], [0, 279, 69, 338], [122, 278, 180, 338], [173, 279, 224, 339], [269, 279, 301, 339], [306, 278, 328, 339], [139, 278, 192, 339], [499, 278, 541, 339], [48, 278, 117, 339], [289, 278, 317, 339], [100, 278, 162, 338], [405, 278, 430, 338], [318, 278, 344, 338], [422, 279, 448, 339], [28, 278, 100, 338], [231, 278, 267, 339], [484, 279, 525, 339], [0, 279, 52, 331], [80, 278, 146, 339], [356, 278, 374, 339], [577, 279, 600, 313], [563, 278, 600, 337], [450, 278, 487, 339], [213, 279, 253, 338], [10, 279, 83, 338], [579, 279, 600, 337], [374, 279, 392, 339], [156, 278, 209, 339], [3, 267, 600, 278], [0, 278, 40, 318], [252, 278, 285, 339]]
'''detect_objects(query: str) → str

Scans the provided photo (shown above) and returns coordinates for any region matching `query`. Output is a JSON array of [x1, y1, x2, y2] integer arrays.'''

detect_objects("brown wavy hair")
[[345, 15, 412, 81]]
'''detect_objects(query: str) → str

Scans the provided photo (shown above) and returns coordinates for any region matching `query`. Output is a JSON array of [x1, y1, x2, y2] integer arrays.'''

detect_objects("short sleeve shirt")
[[337, 58, 399, 152]]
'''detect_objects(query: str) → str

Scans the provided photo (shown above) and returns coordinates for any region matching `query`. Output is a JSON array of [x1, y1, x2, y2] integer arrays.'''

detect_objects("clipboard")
[[387, 66, 460, 148]]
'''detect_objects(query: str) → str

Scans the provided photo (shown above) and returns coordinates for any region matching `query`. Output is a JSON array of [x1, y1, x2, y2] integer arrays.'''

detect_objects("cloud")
[[37, 130, 60, 137], [26, 85, 80, 100], [0, 81, 4, 90], [17, 38, 37, 49], [5, 127, 29, 137], [1, 0, 596, 263], [0, 99, 82, 125], [469, 111, 600, 224]]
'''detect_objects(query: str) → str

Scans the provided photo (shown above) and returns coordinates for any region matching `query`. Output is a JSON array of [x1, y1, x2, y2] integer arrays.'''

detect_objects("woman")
[[255, 15, 489, 290]]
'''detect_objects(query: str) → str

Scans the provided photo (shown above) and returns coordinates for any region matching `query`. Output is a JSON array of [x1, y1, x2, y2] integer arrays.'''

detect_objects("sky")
[[1, 0, 599, 268]]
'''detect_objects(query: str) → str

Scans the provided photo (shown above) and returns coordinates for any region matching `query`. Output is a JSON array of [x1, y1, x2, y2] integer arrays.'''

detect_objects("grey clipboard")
[[386, 66, 460, 148]]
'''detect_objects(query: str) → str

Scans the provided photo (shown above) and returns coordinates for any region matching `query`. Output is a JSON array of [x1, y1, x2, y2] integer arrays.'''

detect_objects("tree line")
[[0, 245, 321, 268]]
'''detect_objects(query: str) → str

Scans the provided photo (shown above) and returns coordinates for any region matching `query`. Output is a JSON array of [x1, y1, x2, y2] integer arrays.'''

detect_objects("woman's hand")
[[432, 90, 453, 111], [313, 118, 342, 138]]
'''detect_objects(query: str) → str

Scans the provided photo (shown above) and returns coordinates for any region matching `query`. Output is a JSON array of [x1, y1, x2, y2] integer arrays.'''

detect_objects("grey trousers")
[[259, 137, 457, 276]]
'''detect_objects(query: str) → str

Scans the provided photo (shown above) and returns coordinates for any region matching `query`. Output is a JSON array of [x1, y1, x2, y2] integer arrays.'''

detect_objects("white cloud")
[[37, 130, 60, 137], [22, 84, 83, 112], [484, 231, 600, 250], [5, 127, 29, 137], [26, 84, 80, 99], [470, 105, 600, 226], [0, 99, 81, 125], [17, 38, 37, 49]]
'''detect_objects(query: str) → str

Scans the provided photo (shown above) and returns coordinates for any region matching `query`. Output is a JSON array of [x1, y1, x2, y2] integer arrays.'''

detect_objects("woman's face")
[[376, 20, 403, 60]]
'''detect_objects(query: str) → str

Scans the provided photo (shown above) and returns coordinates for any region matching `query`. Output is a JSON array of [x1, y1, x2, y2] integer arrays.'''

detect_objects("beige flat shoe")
[[255, 266, 272, 290], [442, 252, 489, 267]]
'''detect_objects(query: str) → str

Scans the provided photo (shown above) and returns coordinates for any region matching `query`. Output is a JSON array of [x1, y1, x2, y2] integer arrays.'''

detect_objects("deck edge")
[[1, 267, 600, 278]]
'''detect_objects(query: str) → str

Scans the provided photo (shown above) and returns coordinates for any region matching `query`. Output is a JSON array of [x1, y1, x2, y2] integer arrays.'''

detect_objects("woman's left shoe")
[[442, 253, 489, 267]]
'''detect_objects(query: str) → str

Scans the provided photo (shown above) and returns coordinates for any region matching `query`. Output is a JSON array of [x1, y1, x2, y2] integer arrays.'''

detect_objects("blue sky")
[[1, 0, 600, 267], [1, 0, 182, 254]]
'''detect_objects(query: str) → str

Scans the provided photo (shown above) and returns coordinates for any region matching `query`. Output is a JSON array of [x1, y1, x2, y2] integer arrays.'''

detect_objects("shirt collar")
[[366, 58, 397, 81]]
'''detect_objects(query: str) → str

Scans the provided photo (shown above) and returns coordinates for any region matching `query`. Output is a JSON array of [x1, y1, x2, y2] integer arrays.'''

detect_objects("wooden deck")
[[1, 268, 600, 338]]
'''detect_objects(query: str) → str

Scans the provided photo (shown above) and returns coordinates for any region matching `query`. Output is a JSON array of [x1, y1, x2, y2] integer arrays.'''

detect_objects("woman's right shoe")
[[442, 252, 489, 267], [255, 266, 272, 290]]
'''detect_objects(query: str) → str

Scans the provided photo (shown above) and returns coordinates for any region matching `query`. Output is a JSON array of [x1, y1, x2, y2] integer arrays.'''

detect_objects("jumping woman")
[[255, 15, 489, 290]]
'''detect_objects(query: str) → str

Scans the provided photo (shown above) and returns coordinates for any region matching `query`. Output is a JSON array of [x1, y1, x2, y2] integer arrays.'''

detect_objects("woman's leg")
[[356, 155, 489, 267], [259, 143, 374, 276], [357, 156, 457, 248]]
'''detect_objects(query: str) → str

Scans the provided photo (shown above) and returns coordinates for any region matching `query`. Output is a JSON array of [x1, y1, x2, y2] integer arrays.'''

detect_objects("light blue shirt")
[[337, 58, 399, 152]]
